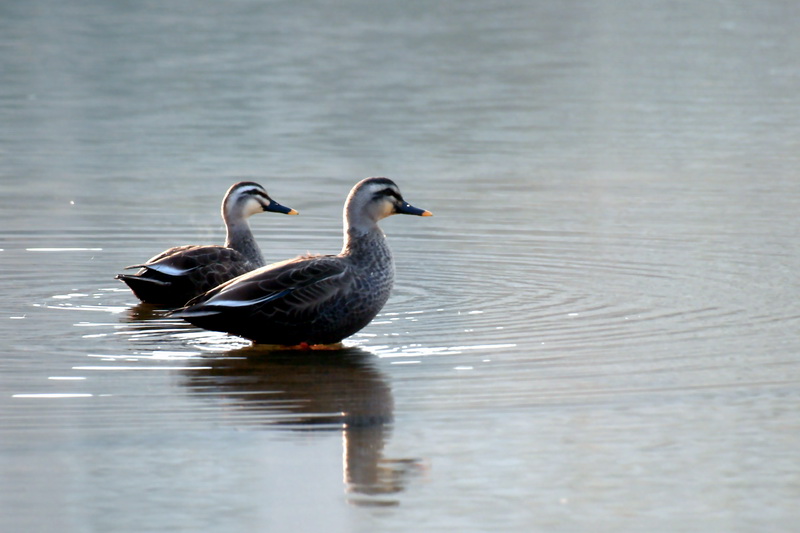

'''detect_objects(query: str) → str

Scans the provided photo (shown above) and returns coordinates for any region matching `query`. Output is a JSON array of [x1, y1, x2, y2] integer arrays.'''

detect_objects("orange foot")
[[262, 342, 344, 351], [302, 342, 345, 351], [255, 341, 345, 351]]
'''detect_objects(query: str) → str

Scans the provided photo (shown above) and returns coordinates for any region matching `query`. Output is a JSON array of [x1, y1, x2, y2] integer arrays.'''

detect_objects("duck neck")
[[340, 220, 393, 263], [225, 219, 265, 267]]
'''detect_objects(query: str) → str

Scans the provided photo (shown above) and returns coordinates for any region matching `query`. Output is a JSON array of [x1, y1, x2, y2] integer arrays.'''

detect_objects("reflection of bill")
[[182, 346, 424, 504]]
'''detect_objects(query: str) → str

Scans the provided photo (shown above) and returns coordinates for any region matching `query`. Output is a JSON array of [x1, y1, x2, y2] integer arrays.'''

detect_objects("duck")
[[171, 177, 432, 346], [116, 181, 297, 306]]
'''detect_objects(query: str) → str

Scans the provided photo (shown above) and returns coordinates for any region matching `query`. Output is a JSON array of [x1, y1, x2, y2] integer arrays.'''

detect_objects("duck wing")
[[117, 245, 257, 306], [177, 255, 351, 319], [125, 246, 236, 276]]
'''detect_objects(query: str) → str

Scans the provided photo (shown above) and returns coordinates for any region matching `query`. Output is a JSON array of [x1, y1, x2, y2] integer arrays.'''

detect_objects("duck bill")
[[396, 202, 433, 216], [266, 201, 299, 215]]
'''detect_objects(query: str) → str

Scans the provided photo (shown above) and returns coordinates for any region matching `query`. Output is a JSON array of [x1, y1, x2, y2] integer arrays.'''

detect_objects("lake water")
[[2, 0, 800, 531]]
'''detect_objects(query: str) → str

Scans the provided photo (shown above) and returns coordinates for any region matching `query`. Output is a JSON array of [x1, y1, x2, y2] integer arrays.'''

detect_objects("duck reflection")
[[118, 302, 214, 348], [124, 302, 170, 321], [182, 345, 421, 502]]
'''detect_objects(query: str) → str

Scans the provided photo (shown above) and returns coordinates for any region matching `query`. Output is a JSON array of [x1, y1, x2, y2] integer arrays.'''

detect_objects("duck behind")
[[116, 181, 297, 306]]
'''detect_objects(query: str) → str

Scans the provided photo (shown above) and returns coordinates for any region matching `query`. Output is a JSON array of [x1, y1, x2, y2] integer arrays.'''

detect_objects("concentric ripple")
[[8, 182, 800, 420]]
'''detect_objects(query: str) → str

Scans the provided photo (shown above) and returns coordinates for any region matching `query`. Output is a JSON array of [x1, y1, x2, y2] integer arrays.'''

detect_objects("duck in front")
[[172, 177, 432, 346]]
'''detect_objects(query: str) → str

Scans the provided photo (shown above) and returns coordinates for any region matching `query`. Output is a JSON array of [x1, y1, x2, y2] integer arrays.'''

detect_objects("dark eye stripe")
[[238, 188, 269, 200], [375, 188, 402, 202]]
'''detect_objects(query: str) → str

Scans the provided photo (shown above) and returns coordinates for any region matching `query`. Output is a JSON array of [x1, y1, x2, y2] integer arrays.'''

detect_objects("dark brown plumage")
[[172, 177, 432, 345]]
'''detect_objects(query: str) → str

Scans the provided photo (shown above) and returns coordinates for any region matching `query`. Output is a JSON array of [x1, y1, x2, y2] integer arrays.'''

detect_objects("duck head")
[[344, 177, 432, 234], [223, 181, 298, 223]]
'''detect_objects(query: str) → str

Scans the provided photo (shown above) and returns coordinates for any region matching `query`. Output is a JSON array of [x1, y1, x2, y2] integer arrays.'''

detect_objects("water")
[[2, 0, 800, 531]]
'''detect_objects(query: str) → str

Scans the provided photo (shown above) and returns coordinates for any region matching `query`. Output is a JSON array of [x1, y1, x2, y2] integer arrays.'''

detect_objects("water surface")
[[2, 0, 800, 531]]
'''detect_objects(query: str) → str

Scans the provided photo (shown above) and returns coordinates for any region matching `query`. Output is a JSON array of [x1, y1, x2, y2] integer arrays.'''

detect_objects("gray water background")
[[2, 0, 799, 531]]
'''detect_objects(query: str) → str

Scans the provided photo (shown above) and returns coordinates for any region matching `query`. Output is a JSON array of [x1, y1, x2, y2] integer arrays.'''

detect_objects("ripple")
[[391, 226, 799, 364], [21, 208, 797, 420], [26, 247, 103, 252], [12, 393, 94, 399], [73, 366, 210, 371]]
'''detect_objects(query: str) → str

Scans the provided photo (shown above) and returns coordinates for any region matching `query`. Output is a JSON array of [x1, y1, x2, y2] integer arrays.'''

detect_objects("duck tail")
[[115, 274, 173, 304]]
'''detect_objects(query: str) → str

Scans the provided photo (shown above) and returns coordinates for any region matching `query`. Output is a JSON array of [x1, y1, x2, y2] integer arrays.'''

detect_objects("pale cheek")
[[367, 199, 396, 220], [380, 202, 396, 218], [244, 198, 263, 217]]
